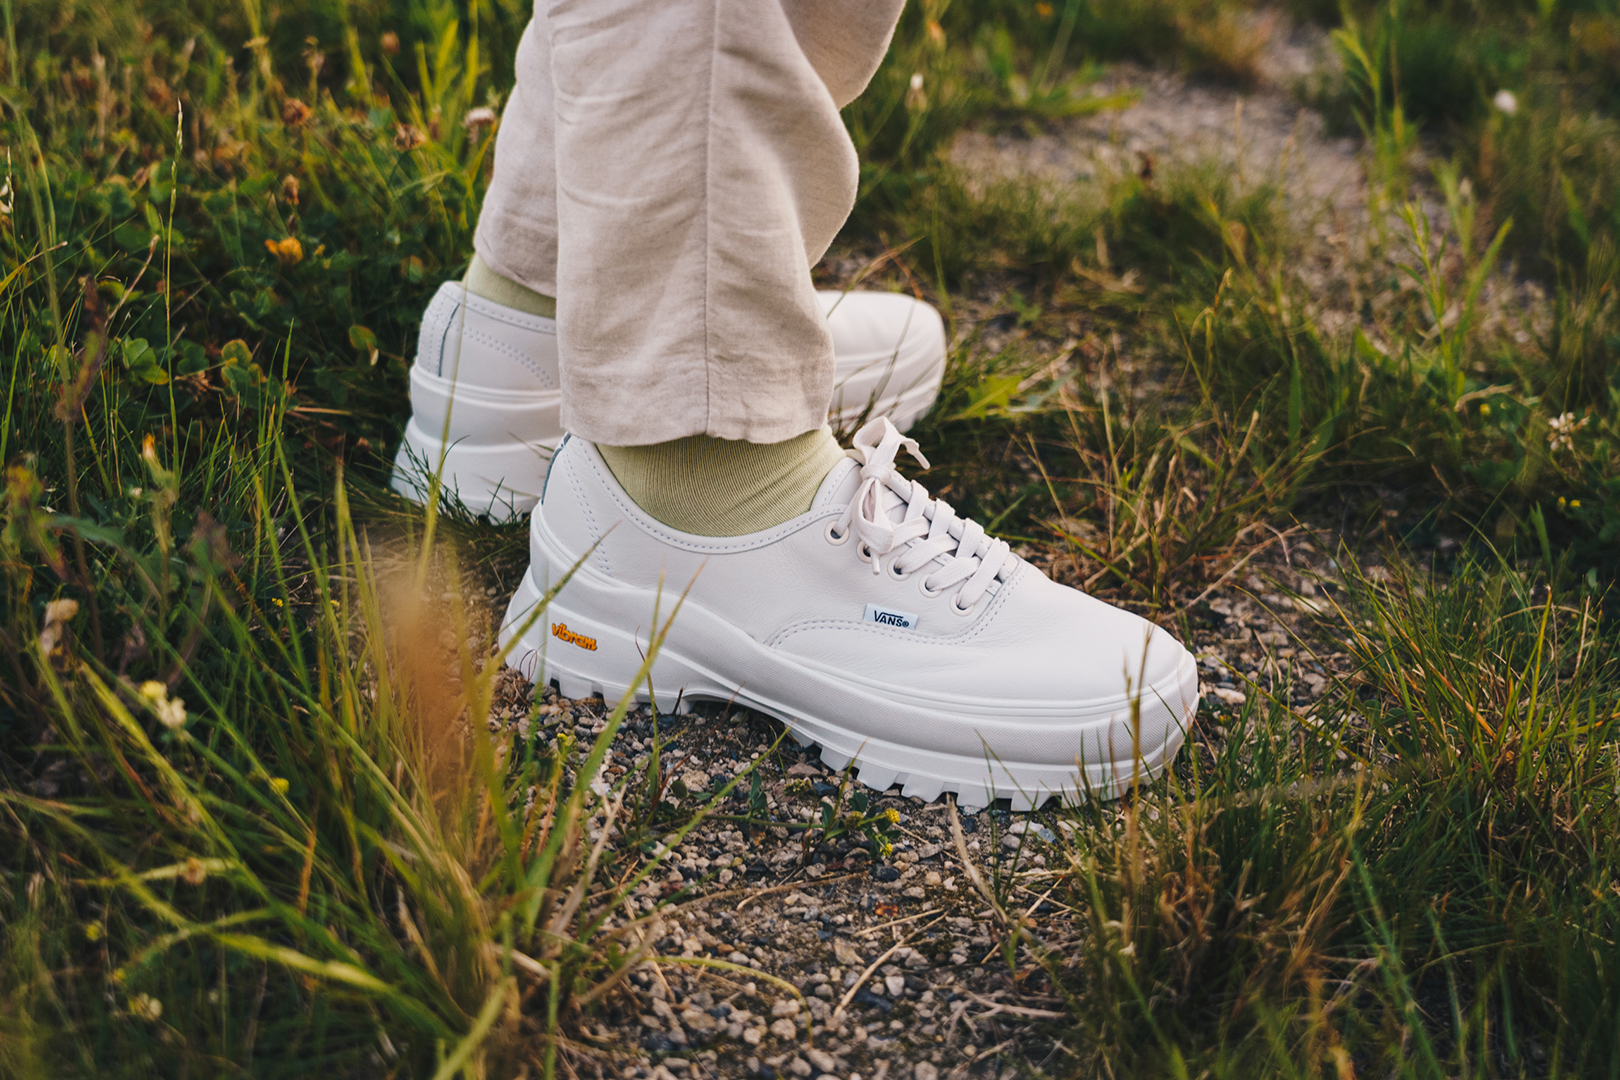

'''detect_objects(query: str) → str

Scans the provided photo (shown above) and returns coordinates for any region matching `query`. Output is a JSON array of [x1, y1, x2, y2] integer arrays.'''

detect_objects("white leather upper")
[[412, 283, 940, 401], [416, 280, 559, 391], [395, 283, 948, 517], [819, 289, 945, 364], [538, 434, 1187, 709]]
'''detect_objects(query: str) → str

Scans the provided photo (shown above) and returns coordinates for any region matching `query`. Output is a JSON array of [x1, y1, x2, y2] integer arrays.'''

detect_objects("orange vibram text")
[[551, 622, 598, 651]]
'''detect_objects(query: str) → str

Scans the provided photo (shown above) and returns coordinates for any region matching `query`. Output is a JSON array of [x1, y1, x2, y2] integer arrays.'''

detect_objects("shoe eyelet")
[[951, 596, 976, 616], [918, 578, 945, 599], [887, 561, 910, 581], [857, 541, 874, 561], [824, 520, 850, 545]]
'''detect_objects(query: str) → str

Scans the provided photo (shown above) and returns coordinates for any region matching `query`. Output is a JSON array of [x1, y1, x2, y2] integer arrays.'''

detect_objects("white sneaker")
[[391, 282, 948, 517], [500, 418, 1198, 810]]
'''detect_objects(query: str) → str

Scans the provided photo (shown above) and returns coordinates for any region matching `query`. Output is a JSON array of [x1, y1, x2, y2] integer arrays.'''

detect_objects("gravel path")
[[495, 534, 1352, 1080]]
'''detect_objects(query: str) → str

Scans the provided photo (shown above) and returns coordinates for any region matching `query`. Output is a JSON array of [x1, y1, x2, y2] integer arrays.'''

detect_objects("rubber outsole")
[[499, 560, 1195, 812], [389, 418, 553, 517]]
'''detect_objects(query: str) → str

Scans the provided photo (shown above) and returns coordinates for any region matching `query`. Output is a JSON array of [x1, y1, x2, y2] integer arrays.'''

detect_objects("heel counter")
[[540, 433, 568, 504], [414, 282, 462, 378], [539, 438, 615, 576]]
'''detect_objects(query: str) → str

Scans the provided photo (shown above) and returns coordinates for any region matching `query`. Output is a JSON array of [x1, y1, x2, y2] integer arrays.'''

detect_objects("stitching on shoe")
[[445, 321, 558, 389], [457, 289, 559, 335], [764, 563, 1024, 650], [406, 370, 562, 408], [421, 291, 457, 378], [564, 451, 609, 576], [578, 443, 833, 552]]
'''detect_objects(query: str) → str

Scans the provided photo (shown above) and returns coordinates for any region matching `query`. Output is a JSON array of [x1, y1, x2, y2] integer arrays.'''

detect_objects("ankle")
[[597, 428, 847, 537], [465, 252, 556, 318]]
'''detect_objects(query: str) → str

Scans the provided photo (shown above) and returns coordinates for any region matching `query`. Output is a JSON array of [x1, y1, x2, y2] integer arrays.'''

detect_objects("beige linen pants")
[[472, 0, 905, 447]]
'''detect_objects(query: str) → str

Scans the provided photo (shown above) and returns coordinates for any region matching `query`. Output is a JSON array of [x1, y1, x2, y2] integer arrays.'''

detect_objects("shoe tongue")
[[810, 455, 910, 520]]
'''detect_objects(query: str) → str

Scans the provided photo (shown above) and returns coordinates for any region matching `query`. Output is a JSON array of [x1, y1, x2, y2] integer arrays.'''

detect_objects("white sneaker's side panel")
[[390, 281, 562, 516], [504, 561, 1192, 810], [820, 290, 947, 433], [501, 435, 1198, 810]]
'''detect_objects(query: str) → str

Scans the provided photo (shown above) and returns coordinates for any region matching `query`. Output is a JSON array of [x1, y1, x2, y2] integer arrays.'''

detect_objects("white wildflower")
[[464, 106, 498, 131], [129, 993, 163, 1021], [1548, 411, 1587, 454], [1493, 89, 1518, 116], [906, 72, 927, 111], [38, 598, 80, 654], [138, 680, 188, 729]]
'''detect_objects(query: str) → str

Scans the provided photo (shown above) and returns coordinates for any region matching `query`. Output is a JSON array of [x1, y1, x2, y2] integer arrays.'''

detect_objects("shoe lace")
[[834, 417, 1019, 610]]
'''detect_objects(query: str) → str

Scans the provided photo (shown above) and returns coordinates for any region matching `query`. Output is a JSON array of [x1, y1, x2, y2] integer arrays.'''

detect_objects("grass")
[[1033, 549, 1620, 1075], [3, 0, 1620, 1075]]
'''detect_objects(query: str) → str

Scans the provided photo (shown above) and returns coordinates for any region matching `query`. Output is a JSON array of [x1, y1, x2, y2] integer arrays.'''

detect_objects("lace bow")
[[834, 418, 1018, 611]]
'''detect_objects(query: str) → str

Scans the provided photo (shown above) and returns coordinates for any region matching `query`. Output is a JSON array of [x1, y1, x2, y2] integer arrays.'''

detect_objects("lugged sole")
[[499, 557, 1195, 813]]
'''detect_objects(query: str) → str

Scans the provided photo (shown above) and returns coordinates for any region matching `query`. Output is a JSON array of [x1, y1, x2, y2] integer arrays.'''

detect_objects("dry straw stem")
[[960, 991, 1065, 1020], [831, 912, 948, 1024], [855, 906, 944, 938]]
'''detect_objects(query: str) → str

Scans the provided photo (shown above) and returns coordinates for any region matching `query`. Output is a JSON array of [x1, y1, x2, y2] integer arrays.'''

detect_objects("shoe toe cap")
[[973, 573, 1191, 705]]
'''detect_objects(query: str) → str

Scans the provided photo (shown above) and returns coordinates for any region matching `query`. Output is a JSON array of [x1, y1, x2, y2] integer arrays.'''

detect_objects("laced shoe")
[[500, 417, 1198, 810], [391, 283, 947, 518]]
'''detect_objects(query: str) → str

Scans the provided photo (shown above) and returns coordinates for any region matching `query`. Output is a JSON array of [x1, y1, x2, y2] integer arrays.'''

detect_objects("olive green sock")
[[462, 255, 842, 535], [464, 252, 557, 319], [597, 427, 848, 537]]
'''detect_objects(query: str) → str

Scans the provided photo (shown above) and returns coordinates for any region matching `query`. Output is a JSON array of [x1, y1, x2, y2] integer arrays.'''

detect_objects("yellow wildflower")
[[264, 236, 304, 267]]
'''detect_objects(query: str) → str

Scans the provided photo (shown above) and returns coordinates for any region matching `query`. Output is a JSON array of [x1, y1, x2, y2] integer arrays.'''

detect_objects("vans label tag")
[[863, 604, 919, 630]]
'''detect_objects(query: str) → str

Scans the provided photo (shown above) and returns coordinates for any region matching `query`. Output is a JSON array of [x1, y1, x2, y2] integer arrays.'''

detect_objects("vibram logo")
[[551, 622, 598, 651]]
